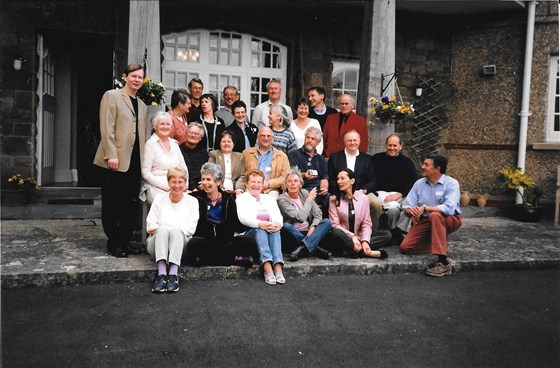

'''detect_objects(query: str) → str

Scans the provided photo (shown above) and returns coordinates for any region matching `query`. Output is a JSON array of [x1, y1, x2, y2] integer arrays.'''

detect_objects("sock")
[[438, 255, 448, 265], [168, 263, 179, 276], [157, 260, 167, 275]]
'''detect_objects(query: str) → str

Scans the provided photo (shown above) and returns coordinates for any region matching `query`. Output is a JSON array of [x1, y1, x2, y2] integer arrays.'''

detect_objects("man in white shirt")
[[251, 79, 293, 128], [327, 130, 383, 232]]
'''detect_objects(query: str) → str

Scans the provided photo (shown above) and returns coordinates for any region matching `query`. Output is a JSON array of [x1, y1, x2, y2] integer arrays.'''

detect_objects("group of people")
[[94, 64, 462, 293]]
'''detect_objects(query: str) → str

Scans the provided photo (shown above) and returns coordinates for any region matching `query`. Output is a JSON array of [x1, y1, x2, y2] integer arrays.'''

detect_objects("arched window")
[[332, 60, 360, 103], [162, 30, 288, 115]]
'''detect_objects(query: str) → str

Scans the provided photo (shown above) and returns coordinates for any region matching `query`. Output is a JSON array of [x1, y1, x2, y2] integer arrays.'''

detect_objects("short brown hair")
[[245, 169, 264, 182]]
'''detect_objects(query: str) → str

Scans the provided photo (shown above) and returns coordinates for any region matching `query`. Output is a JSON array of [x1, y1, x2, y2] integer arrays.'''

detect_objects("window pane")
[[209, 50, 218, 64], [209, 75, 218, 90], [332, 72, 343, 89], [163, 71, 175, 86], [232, 76, 241, 89], [231, 52, 240, 66], [251, 53, 260, 67], [220, 75, 229, 87], [220, 51, 228, 65], [177, 72, 188, 86], [165, 46, 175, 61], [178, 35, 187, 45], [346, 70, 358, 89]]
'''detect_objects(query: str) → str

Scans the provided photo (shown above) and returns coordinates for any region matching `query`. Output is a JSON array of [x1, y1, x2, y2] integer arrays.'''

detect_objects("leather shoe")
[[289, 245, 308, 262], [233, 256, 254, 269], [108, 245, 127, 258], [314, 246, 332, 260], [378, 249, 388, 259], [125, 242, 144, 255], [390, 228, 405, 245]]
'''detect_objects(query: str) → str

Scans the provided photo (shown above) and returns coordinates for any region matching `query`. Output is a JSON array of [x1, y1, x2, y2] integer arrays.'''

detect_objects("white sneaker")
[[264, 272, 276, 285], [274, 272, 285, 284]]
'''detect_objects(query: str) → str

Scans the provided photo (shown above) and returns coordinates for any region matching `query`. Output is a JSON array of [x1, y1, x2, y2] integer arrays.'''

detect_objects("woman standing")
[[93, 63, 147, 258], [195, 93, 225, 153], [189, 163, 257, 268], [227, 100, 258, 153], [269, 104, 297, 154], [140, 111, 189, 204], [146, 167, 199, 293], [290, 98, 323, 154], [236, 169, 285, 285], [208, 131, 246, 194], [328, 169, 391, 258], [167, 89, 191, 146]]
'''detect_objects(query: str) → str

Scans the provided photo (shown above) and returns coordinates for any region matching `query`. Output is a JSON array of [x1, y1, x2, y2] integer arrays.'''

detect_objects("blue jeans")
[[282, 219, 332, 252], [245, 228, 283, 265]]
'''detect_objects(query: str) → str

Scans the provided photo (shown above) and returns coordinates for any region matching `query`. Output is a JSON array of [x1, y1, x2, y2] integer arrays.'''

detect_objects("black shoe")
[[314, 246, 332, 260], [289, 245, 308, 262], [125, 242, 144, 255], [166, 275, 179, 292], [378, 249, 388, 259], [233, 256, 254, 269], [152, 274, 167, 293], [108, 244, 128, 258], [390, 228, 405, 245]]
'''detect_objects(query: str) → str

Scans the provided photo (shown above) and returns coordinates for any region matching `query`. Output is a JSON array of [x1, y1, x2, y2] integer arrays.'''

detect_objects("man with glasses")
[[180, 122, 208, 190], [322, 93, 368, 158], [216, 86, 241, 128]]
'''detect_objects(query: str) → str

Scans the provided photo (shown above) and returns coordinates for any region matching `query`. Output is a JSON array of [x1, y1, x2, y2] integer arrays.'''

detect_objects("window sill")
[[533, 142, 560, 150]]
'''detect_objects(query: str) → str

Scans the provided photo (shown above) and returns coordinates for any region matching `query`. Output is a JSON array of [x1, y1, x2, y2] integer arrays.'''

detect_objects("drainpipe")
[[516, 0, 537, 204]]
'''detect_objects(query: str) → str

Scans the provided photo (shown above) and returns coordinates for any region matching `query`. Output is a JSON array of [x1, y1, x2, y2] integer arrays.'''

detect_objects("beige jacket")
[[242, 147, 289, 193], [93, 88, 147, 172]]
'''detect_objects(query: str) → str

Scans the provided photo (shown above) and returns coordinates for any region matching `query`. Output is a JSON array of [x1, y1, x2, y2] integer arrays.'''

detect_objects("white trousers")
[[146, 226, 189, 266]]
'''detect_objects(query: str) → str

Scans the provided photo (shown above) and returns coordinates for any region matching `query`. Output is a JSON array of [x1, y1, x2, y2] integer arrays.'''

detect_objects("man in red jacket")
[[322, 93, 368, 158]]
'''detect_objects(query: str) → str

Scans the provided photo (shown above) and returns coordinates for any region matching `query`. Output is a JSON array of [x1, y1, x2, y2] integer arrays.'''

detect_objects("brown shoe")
[[425, 261, 453, 277]]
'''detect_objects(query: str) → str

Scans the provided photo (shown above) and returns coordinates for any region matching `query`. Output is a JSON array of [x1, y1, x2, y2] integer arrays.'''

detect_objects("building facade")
[[1, 1, 558, 212]]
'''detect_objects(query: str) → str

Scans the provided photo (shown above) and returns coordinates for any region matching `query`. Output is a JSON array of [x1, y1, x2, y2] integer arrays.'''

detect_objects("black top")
[[308, 105, 338, 129], [179, 143, 208, 190], [327, 150, 376, 195], [227, 121, 259, 153], [370, 152, 418, 196], [288, 147, 328, 191]]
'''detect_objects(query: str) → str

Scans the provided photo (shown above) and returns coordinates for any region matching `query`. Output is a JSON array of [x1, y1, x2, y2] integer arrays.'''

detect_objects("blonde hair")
[[167, 167, 188, 182]]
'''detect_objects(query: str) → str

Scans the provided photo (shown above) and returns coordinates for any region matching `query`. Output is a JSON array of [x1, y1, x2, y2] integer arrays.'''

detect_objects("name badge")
[[435, 191, 444, 196], [265, 167, 271, 172]]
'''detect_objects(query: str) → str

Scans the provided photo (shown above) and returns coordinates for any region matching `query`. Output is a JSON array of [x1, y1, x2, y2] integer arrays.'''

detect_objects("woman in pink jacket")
[[328, 168, 390, 258]]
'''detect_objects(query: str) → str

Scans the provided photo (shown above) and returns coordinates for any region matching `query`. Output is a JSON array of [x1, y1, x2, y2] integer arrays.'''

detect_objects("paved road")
[[2, 270, 559, 368]]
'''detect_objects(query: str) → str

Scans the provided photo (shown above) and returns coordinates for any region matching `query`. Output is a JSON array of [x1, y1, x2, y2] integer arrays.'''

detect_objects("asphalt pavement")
[[2, 270, 559, 368]]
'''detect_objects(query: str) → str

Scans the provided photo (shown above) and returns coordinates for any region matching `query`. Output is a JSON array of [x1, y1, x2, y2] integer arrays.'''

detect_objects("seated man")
[[277, 169, 332, 261], [328, 130, 383, 232], [242, 126, 290, 198], [371, 134, 418, 244], [288, 127, 329, 209], [401, 154, 462, 277]]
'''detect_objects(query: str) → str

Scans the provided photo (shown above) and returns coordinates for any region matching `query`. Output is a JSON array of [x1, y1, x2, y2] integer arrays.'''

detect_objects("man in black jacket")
[[327, 130, 383, 232]]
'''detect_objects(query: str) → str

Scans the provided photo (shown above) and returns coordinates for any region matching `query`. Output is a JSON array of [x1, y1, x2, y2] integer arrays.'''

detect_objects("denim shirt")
[[404, 174, 461, 216], [257, 146, 274, 181]]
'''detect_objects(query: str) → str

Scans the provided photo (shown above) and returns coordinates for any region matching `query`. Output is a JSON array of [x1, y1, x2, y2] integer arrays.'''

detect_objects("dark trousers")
[[186, 235, 258, 266], [101, 168, 141, 247]]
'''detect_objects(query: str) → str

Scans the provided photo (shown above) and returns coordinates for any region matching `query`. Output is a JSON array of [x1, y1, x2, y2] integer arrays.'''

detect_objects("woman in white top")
[[146, 167, 199, 293], [140, 111, 189, 204], [236, 169, 285, 285], [208, 131, 246, 194], [290, 98, 323, 154]]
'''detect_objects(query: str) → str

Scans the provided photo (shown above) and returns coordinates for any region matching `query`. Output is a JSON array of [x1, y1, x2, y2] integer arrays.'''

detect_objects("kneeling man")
[[401, 154, 462, 277]]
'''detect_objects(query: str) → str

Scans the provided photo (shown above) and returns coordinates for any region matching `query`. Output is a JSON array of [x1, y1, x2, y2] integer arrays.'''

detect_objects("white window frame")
[[162, 30, 287, 114], [546, 55, 560, 142], [332, 59, 360, 104]]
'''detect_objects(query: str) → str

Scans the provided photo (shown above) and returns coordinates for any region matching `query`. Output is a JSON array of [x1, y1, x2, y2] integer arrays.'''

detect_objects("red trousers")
[[400, 212, 462, 256]]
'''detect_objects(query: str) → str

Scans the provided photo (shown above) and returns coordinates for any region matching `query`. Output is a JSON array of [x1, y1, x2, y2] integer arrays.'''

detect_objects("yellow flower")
[[151, 101, 158, 106], [143, 77, 149, 83], [390, 96, 397, 102]]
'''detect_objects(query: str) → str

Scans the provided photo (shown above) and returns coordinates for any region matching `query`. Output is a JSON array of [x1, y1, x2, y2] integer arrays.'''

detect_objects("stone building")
[[1, 1, 558, 214]]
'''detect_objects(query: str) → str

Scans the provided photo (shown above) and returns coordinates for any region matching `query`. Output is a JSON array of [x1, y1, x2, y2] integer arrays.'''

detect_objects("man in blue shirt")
[[401, 154, 462, 277]]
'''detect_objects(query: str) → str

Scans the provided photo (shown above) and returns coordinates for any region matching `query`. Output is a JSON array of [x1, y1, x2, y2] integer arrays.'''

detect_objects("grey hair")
[[266, 79, 282, 89], [305, 126, 322, 142], [200, 162, 223, 182], [223, 85, 239, 95], [269, 104, 292, 128], [187, 122, 205, 138], [285, 167, 304, 185], [151, 111, 172, 129]]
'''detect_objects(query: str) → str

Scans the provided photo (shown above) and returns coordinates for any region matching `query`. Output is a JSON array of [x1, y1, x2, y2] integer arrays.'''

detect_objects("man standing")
[[322, 93, 368, 158], [215, 85, 240, 127], [251, 80, 293, 128], [186, 78, 204, 122], [328, 130, 383, 232], [401, 154, 462, 277], [181, 122, 208, 191], [93, 63, 146, 258], [307, 86, 338, 129], [371, 134, 418, 244], [242, 126, 290, 198]]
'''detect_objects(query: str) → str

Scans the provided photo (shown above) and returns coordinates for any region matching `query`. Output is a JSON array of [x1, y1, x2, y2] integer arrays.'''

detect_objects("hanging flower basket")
[[369, 95, 414, 125]]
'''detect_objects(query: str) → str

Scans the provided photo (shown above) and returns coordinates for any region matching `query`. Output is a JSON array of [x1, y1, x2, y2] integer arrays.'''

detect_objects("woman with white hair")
[[269, 104, 297, 154], [140, 111, 189, 204]]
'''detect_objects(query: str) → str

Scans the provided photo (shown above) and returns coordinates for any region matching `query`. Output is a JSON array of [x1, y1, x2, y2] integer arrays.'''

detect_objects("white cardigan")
[[235, 191, 283, 229]]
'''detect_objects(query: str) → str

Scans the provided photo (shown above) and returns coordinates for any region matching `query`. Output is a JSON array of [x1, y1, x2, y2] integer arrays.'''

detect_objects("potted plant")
[[498, 166, 543, 222], [2, 174, 40, 206], [369, 95, 415, 125]]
